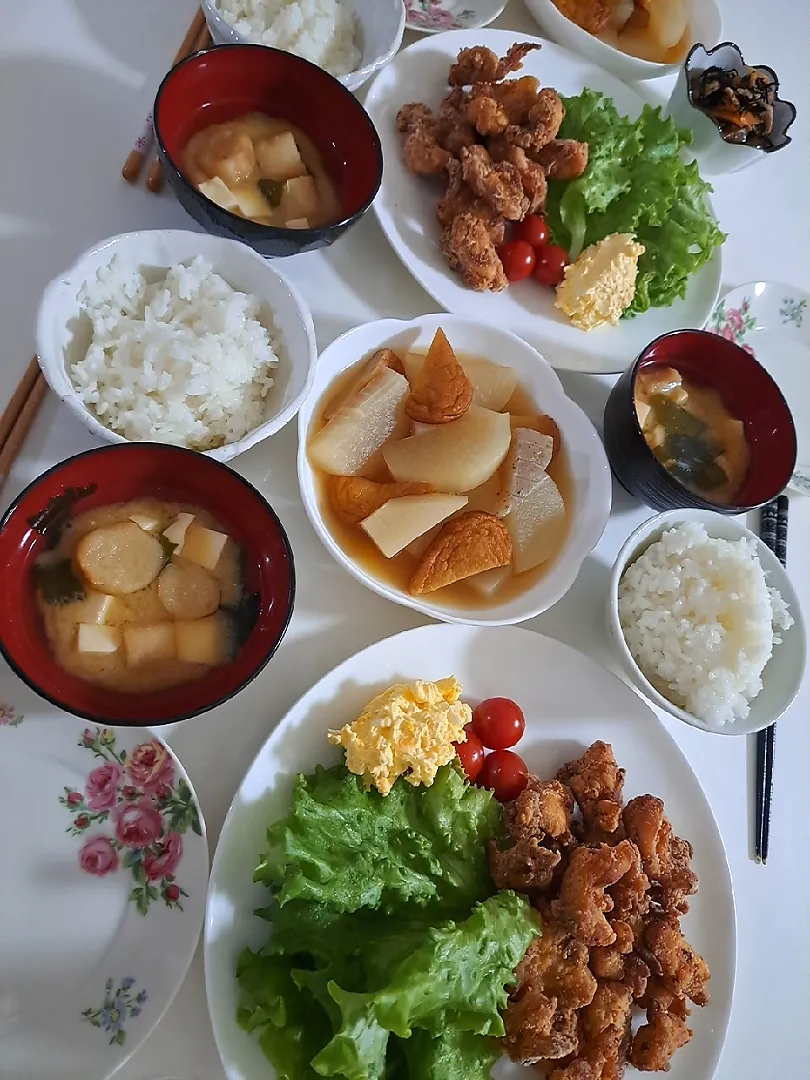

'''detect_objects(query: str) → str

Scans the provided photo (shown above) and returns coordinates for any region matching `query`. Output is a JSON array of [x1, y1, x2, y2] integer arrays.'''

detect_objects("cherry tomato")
[[497, 240, 536, 283], [513, 215, 549, 250], [532, 244, 569, 287], [455, 726, 485, 782], [471, 697, 525, 749], [477, 749, 528, 802]]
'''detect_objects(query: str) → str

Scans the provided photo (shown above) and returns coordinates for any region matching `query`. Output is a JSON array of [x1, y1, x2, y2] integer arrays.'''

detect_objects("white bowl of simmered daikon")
[[296, 315, 612, 626]]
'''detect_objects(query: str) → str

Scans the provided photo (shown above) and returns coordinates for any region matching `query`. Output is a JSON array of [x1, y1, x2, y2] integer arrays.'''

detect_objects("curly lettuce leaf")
[[546, 90, 725, 312], [398, 1028, 500, 1080], [311, 891, 539, 1080], [259, 763, 501, 915]]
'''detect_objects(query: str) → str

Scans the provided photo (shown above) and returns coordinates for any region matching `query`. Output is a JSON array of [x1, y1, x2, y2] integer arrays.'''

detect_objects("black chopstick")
[[755, 494, 789, 864]]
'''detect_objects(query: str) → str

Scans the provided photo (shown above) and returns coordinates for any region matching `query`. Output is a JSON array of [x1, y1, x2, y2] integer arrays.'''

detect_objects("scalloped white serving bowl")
[[524, 0, 722, 82], [36, 229, 317, 464], [200, 0, 405, 92], [297, 314, 612, 626], [607, 509, 807, 735]]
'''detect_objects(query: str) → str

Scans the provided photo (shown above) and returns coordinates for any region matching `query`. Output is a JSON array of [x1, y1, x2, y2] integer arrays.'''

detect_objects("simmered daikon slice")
[[403, 353, 517, 412], [181, 524, 228, 572], [77, 624, 121, 654], [176, 614, 228, 666], [383, 406, 511, 493], [158, 561, 221, 619], [123, 623, 177, 666], [309, 366, 410, 475], [361, 494, 468, 558], [503, 473, 567, 574], [75, 522, 166, 596], [466, 566, 512, 598]]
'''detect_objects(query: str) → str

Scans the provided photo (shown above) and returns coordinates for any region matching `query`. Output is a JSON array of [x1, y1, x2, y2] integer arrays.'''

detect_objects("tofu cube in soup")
[[77, 624, 122, 654], [78, 591, 118, 625], [123, 623, 177, 666], [256, 131, 307, 181], [232, 185, 275, 220], [198, 177, 240, 212], [180, 524, 229, 572], [75, 522, 166, 596], [176, 614, 228, 666], [279, 175, 320, 222], [201, 130, 257, 187], [163, 513, 195, 553]]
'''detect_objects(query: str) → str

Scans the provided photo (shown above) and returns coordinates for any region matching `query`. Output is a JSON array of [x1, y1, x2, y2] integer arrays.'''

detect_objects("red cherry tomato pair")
[[455, 697, 528, 802], [497, 216, 569, 288]]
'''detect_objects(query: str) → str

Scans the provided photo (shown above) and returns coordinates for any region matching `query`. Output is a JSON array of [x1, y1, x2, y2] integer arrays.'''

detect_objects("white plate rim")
[[0, 671, 209, 1080], [204, 622, 737, 1080], [404, 0, 508, 34], [366, 27, 723, 375]]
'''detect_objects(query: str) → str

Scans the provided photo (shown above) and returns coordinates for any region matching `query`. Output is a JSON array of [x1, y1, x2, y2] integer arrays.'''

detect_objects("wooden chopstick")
[[0, 368, 48, 495], [145, 21, 213, 194], [122, 7, 207, 184], [0, 355, 39, 451], [754, 494, 789, 864]]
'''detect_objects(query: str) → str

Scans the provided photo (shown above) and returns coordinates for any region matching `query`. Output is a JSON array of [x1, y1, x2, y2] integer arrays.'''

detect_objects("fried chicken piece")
[[589, 920, 633, 980], [558, 742, 626, 835], [551, 983, 633, 1080], [530, 138, 590, 180], [467, 75, 541, 134], [607, 840, 650, 923], [440, 212, 508, 291], [460, 144, 529, 220], [489, 835, 562, 891], [552, 840, 636, 947], [623, 796, 698, 914], [405, 327, 472, 424], [436, 159, 505, 244], [519, 921, 599, 1012], [642, 916, 710, 1007], [639, 977, 691, 1021], [630, 1009, 692, 1072], [409, 511, 512, 594], [448, 42, 541, 87], [436, 88, 477, 154], [553, 0, 612, 35], [623, 954, 651, 1000], [506, 999, 580, 1063], [506, 88, 565, 152], [396, 103, 450, 174], [487, 141, 547, 213], [328, 476, 434, 525], [507, 777, 576, 843]]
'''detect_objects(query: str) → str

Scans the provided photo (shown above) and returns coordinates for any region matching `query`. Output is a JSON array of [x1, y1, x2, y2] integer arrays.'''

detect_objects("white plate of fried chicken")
[[365, 29, 723, 374], [205, 623, 735, 1080]]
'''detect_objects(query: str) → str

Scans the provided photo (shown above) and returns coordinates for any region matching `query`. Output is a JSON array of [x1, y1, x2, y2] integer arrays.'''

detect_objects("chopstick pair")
[[0, 357, 48, 496], [755, 494, 789, 864], [121, 8, 212, 193]]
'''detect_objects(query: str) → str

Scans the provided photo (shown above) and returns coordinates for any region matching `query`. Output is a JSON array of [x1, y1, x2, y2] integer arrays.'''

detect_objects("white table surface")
[[2, 2, 809, 1078]]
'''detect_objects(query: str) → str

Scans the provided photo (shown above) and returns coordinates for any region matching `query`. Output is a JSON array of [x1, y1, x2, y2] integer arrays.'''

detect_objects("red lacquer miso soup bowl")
[[0, 444, 295, 726], [603, 329, 797, 514], [153, 44, 383, 258]]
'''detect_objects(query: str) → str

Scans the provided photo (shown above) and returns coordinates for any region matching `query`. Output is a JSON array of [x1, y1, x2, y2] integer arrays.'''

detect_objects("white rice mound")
[[618, 522, 793, 726], [213, 0, 360, 76], [71, 255, 280, 452]]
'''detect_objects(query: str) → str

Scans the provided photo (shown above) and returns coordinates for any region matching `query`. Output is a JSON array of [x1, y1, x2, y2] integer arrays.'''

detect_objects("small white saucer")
[[404, 0, 507, 34]]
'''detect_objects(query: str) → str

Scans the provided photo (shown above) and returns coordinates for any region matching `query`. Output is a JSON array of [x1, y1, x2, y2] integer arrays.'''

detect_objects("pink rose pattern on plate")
[[0, 701, 23, 726], [707, 296, 757, 355], [406, 1, 477, 31], [59, 727, 201, 915]]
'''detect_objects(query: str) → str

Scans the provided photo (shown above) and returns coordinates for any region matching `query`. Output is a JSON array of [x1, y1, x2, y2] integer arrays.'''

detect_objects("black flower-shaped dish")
[[665, 42, 796, 176]]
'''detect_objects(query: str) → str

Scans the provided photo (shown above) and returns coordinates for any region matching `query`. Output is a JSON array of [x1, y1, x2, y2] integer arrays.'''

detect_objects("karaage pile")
[[491, 741, 710, 1077], [395, 44, 589, 292]]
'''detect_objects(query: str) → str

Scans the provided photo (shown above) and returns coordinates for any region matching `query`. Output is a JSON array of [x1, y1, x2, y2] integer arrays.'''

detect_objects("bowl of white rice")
[[607, 509, 806, 735], [36, 230, 317, 462], [200, 0, 405, 92]]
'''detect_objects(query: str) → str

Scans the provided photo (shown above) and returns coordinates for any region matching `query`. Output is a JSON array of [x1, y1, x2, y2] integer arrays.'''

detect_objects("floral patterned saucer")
[[0, 668, 208, 1080], [404, 0, 507, 34], [707, 282, 810, 496]]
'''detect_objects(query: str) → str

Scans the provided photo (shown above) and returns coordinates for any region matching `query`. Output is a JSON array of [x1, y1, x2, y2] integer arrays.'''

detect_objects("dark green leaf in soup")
[[158, 535, 178, 563], [258, 179, 284, 208], [666, 456, 729, 493], [34, 558, 86, 605], [648, 396, 707, 438]]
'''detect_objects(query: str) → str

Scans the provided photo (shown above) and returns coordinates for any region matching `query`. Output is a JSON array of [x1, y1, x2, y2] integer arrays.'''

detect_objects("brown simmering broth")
[[36, 499, 243, 693], [182, 112, 341, 229], [634, 365, 750, 505], [309, 354, 573, 610]]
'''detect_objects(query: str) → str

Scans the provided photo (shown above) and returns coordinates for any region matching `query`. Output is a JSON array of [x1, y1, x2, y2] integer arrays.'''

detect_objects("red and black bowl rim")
[[153, 43, 384, 242], [0, 443, 296, 726]]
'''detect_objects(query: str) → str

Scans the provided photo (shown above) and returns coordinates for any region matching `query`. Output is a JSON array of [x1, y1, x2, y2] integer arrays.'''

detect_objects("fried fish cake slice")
[[409, 510, 512, 594], [405, 328, 473, 424], [328, 476, 434, 525]]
